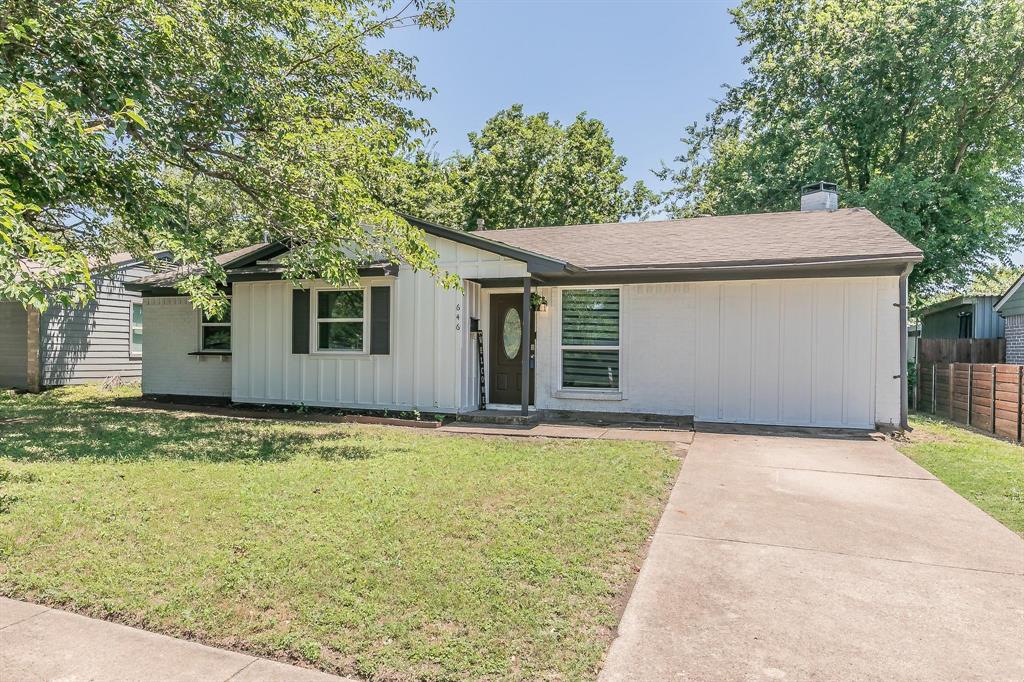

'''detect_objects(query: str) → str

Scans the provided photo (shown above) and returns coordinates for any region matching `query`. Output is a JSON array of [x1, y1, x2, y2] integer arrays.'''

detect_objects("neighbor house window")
[[560, 288, 620, 390], [316, 289, 365, 352], [200, 301, 231, 351], [130, 303, 143, 355], [958, 312, 973, 339]]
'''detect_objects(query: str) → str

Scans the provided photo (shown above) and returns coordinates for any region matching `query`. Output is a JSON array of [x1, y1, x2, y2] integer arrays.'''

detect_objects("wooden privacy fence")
[[917, 363, 1024, 442], [917, 338, 1005, 365]]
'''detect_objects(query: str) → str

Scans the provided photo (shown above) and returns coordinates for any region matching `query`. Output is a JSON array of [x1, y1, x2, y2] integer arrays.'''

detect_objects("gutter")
[[533, 256, 922, 286], [577, 253, 924, 273]]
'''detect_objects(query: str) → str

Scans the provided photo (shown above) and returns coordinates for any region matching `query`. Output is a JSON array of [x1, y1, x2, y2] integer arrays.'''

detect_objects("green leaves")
[[661, 0, 1024, 296], [0, 0, 456, 312], [115, 99, 148, 130], [392, 105, 656, 231]]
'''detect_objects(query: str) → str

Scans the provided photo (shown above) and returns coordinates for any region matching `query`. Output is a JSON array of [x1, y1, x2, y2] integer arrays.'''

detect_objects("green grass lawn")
[[898, 415, 1024, 537], [0, 386, 679, 681]]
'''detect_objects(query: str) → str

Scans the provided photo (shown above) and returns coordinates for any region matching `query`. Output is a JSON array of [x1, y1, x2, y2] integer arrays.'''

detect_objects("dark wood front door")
[[489, 294, 534, 405]]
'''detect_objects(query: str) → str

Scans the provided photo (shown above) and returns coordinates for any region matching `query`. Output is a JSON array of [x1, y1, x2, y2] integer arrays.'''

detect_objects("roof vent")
[[800, 181, 838, 212]]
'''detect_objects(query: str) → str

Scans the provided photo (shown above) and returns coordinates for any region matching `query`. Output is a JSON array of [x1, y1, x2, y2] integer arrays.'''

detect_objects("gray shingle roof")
[[128, 243, 280, 288], [479, 208, 922, 270]]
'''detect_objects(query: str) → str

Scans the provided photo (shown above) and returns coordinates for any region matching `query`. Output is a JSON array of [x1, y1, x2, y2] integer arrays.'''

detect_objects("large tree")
[[393, 105, 655, 230], [659, 0, 1024, 296], [1, 0, 456, 313]]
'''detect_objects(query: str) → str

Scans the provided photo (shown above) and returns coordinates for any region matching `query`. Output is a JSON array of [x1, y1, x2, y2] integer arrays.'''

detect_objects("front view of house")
[[129, 185, 923, 430]]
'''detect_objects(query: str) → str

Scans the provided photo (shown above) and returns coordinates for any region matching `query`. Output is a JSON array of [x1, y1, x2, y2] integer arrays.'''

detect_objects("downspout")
[[899, 265, 913, 431]]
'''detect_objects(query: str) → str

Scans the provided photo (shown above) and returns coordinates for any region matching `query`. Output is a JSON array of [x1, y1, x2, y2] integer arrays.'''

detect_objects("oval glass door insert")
[[502, 308, 522, 359]]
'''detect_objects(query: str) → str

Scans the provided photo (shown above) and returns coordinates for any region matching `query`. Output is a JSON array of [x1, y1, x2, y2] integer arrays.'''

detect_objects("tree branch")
[[951, 50, 1024, 175], [282, 0, 420, 78]]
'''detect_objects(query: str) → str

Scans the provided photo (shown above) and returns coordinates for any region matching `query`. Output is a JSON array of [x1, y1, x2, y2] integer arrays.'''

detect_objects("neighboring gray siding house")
[[0, 255, 157, 391], [918, 295, 1004, 340], [995, 274, 1024, 364], [0, 302, 30, 388], [128, 185, 924, 430]]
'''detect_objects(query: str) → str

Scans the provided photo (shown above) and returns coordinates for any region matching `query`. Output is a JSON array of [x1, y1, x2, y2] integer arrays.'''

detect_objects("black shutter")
[[370, 286, 391, 355], [292, 289, 310, 354]]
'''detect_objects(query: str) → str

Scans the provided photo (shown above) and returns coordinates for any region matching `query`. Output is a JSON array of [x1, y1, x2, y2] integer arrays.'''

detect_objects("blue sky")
[[382, 1, 1023, 268], [382, 0, 747, 196]]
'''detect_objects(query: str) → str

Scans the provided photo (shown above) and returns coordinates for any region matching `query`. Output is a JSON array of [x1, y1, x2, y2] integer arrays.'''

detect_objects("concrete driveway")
[[601, 427, 1024, 681]]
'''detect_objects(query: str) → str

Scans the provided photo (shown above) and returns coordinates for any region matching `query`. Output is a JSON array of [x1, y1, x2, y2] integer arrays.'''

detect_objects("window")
[[200, 301, 231, 351], [958, 312, 973, 339], [130, 303, 143, 355], [316, 289, 365, 352], [560, 288, 620, 390], [502, 308, 522, 359]]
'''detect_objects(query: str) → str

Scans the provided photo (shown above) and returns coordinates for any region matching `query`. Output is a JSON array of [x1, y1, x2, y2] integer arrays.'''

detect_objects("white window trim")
[[557, 285, 622, 393], [129, 302, 144, 357], [312, 285, 369, 354], [198, 297, 232, 353]]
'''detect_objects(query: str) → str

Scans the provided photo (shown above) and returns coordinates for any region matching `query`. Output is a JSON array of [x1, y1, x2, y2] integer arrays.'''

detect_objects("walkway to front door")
[[488, 293, 534, 406], [600, 428, 1024, 681]]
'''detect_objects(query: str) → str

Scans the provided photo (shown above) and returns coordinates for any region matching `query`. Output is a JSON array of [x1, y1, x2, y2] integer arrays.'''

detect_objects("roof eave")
[[225, 263, 399, 282], [399, 214, 573, 275], [993, 272, 1024, 312], [916, 296, 974, 317], [576, 252, 924, 273], [125, 242, 290, 292], [534, 254, 923, 286], [221, 242, 290, 269]]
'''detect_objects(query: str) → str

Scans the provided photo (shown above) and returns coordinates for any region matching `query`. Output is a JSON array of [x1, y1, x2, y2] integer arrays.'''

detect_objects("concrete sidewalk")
[[1, 598, 354, 682], [601, 429, 1024, 681]]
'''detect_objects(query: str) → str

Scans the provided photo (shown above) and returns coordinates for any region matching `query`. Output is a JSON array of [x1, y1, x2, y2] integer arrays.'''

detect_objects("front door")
[[489, 294, 534, 405]]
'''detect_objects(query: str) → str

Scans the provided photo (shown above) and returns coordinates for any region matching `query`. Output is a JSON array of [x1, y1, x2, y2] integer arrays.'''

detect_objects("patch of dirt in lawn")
[[903, 426, 957, 445]]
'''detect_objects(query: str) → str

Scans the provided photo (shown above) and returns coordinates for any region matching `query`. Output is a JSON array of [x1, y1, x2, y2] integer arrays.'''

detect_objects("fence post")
[[967, 364, 973, 426], [914, 365, 920, 411], [931, 364, 936, 415], [948, 363, 955, 420], [1018, 365, 1022, 443], [992, 365, 997, 435]]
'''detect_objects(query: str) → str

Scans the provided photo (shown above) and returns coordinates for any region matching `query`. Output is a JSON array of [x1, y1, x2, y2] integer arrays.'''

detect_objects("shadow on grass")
[[0, 390, 375, 464]]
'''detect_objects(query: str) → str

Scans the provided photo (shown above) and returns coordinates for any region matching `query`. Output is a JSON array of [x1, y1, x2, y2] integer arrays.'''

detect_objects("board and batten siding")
[[970, 296, 1005, 339], [141, 296, 232, 397], [533, 276, 901, 429], [0, 302, 28, 388], [195, 235, 521, 412]]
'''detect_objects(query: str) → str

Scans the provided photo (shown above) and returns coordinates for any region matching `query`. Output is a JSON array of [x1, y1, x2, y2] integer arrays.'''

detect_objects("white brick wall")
[[1005, 315, 1024, 364], [142, 297, 232, 397]]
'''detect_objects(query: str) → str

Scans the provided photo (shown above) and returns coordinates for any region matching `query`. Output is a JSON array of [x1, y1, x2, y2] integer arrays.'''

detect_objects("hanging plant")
[[531, 292, 548, 311]]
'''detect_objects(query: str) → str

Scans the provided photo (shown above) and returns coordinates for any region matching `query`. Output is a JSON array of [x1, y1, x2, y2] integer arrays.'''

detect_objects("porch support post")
[[521, 276, 531, 416]]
